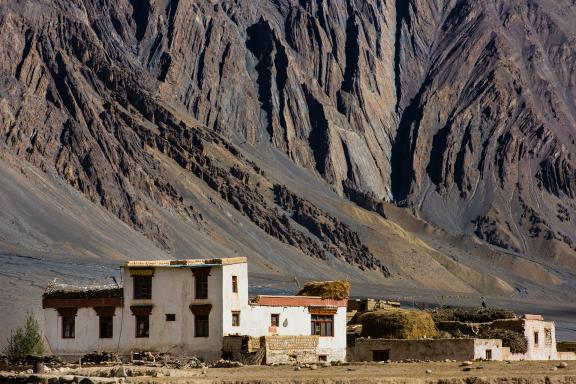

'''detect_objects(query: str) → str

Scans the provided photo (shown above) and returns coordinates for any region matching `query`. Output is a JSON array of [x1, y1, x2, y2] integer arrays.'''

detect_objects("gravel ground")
[[4, 360, 574, 383]]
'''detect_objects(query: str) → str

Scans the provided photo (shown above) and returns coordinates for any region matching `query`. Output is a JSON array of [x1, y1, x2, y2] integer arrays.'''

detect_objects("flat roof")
[[124, 257, 247, 267], [252, 295, 347, 307]]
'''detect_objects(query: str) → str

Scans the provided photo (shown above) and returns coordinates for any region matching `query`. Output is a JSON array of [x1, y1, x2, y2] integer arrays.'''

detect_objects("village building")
[[490, 314, 558, 360], [348, 314, 576, 362], [42, 257, 347, 363], [41, 256, 576, 364]]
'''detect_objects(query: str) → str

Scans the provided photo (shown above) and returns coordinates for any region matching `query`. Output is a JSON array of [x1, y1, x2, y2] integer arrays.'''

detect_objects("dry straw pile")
[[430, 307, 516, 323], [359, 309, 437, 339], [297, 281, 350, 300]]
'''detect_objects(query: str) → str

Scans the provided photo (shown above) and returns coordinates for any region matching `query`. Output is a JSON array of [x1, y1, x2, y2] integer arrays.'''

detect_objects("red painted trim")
[[253, 296, 347, 307]]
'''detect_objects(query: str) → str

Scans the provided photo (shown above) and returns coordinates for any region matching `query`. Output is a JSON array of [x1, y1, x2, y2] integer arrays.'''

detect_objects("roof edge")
[[124, 257, 247, 267]]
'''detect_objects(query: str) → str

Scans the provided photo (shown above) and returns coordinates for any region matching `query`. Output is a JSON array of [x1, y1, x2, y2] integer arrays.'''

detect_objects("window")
[[99, 316, 113, 338], [134, 276, 152, 299], [62, 316, 75, 339], [195, 275, 208, 299], [166, 314, 176, 322], [195, 314, 209, 337], [95, 307, 115, 338], [311, 314, 334, 337], [232, 311, 240, 326], [232, 276, 238, 293], [136, 315, 149, 338], [372, 350, 389, 361], [545, 328, 552, 345], [485, 349, 492, 360], [534, 331, 539, 345], [318, 355, 327, 362], [271, 314, 280, 327]]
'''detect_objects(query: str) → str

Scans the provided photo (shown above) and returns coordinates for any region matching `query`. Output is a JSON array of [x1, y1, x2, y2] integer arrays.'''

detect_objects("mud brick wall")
[[348, 338, 503, 362]]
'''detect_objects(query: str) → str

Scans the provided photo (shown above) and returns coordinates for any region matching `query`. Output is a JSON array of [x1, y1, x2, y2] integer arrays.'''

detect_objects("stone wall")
[[264, 336, 320, 364], [223, 335, 323, 364]]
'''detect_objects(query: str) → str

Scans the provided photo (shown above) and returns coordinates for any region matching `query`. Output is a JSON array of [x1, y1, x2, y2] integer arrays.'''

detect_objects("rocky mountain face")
[[1, 0, 576, 301]]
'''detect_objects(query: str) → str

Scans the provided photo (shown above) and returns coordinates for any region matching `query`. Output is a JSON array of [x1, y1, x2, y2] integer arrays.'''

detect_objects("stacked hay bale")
[[358, 309, 437, 339], [297, 281, 350, 300], [429, 306, 527, 352], [43, 284, 123, 300], [431, 307, 518, 338], [430, 307, 516, 323]]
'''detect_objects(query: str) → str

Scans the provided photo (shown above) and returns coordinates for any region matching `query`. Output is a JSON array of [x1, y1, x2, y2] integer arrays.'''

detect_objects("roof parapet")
[[124, 257, 247, 267]]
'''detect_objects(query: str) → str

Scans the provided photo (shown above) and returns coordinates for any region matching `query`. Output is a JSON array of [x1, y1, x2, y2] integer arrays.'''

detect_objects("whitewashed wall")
[[522, 320, 557, 360], [243, 305, 347, 362], [473, 339, 504, 360], [221, 262, 250, 336], [45, 264, 227, 361], [44, 261, 346, 362], [44, 307, 121, 354]]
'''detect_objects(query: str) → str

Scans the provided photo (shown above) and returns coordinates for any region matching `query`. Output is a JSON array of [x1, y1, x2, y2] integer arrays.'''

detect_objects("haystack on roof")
[[42, 283, 123, 300], [359, 308, 437, 339], [297, 280, 350, 300], [430, 307, 517, 323]]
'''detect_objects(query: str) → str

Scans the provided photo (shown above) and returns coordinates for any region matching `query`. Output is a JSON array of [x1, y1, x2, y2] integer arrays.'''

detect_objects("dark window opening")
[[271, 314, 280, 327], [166, 314, 176, 322], [99, 316, 113, 338], [232, 275, 238, 293], [534, 331, 539, 345], [232, 311, 240, 326], [311, 314, 334, 337], [372, 350, 390, 361], [136, 315, 149, 338], [195, 314, 209, 337], [318, 355, 327, 362], [195, 275, 208, 299], [485, 349, 492, 360], [62, 316, 75, 339], [134, 276, 152, 299]]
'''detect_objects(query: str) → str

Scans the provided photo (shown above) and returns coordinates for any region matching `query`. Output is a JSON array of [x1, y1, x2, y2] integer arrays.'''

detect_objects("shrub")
[[478, 328, 528, 354], [359, 309, 437, 339], [4, 312, 45, 361]]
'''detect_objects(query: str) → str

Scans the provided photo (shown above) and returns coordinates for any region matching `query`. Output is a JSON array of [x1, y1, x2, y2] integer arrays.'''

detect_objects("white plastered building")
[[42, 257, 347, 362]]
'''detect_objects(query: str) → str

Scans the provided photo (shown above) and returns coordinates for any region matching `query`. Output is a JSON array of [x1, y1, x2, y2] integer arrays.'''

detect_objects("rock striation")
[[1, 0, 576, 281]]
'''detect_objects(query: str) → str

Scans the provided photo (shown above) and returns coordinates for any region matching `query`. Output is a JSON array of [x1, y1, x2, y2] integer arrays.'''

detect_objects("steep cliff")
[[1, 0, 576, 306]]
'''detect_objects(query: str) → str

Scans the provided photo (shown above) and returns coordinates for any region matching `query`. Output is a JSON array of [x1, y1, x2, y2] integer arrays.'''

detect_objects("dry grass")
[[297, 281, 350, 300], [358, 309, 437, 339]]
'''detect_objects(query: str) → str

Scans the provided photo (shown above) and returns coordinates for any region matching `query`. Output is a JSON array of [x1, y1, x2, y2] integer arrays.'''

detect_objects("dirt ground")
[[148, 361, 576, 383], [12, 360, 573, 383]]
